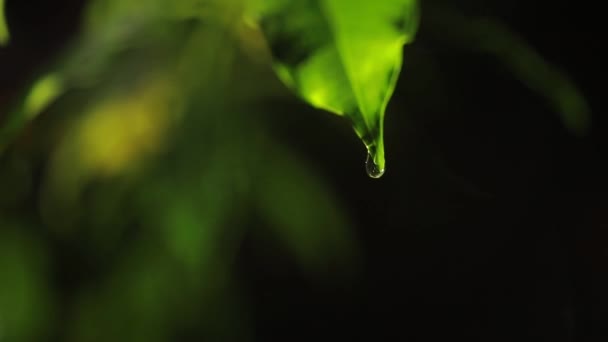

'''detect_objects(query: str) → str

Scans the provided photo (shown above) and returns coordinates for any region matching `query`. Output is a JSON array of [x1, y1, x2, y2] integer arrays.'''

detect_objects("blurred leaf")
[[39, 71, 181, 230], [259, 0, 419, 173], [0, 154, 32, 208], [0, 223, 52, 341], [427, 5, 590, 136], [140, 160, 233, 272], [474, 19, 590, 136], [23, 73, 66, 119], [70, 248, 177, 342], [0, 0, 222, 154], [0, 0, 8, 45], [254, 146, 356, 271], [0, 73, 66, 154]]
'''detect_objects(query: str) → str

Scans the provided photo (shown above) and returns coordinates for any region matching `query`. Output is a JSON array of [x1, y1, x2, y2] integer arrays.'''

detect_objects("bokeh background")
[[0, 0, 605, 341]]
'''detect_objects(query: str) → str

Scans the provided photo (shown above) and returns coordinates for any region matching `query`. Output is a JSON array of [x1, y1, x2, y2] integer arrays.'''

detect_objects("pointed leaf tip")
[[259, 0, 419, 175]]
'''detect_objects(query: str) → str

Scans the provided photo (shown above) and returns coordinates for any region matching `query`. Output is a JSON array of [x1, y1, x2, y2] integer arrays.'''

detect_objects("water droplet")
[[365, 153, 385, 179]]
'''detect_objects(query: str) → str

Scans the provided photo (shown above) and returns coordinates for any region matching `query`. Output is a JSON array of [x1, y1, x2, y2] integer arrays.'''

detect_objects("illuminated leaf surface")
[[259, 0, 419, 172]]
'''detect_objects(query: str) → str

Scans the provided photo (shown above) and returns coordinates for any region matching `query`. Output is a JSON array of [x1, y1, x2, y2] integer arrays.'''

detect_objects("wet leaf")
[[258, 0, 419, 173]]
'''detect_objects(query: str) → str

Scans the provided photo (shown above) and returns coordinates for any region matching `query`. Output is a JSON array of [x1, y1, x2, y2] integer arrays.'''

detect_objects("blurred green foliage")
[[1, 0, 358, 340], [0, 223, 51, 341]]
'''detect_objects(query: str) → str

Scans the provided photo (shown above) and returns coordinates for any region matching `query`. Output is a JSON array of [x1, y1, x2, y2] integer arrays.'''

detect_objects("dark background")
[[1, 0, 605, 341]]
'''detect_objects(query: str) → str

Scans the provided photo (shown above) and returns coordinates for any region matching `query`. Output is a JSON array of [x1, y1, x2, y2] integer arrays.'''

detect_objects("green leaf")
[[0, 73, 66, 154], [426, 5, 590, 136], [0, 0, 8, 45], [23, 73, 66, 119], [254, 146, 357, 271], [0, 224, 52, 341], [258, 0, 419, 174], [474, 19, 590, 136]]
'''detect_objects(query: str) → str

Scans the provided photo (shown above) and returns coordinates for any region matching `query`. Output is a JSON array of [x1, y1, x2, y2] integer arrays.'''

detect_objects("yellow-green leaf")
[[0, 0, 9, 45], [258, 0, 419, 176], [0, 73, 66, 154]]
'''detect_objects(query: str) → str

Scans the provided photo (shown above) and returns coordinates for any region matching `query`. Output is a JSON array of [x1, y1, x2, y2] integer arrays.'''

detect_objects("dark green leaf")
[[426, 5, 590, 136], [254, 146, 357, 271], [0, 224, 52, 341], [475, 19, 590, 136]]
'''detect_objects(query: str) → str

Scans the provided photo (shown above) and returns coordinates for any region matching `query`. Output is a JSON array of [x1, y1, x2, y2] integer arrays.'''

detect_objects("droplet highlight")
[[365, 153, 385, 179]]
